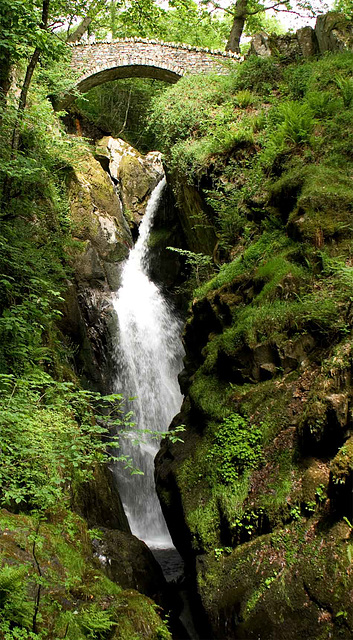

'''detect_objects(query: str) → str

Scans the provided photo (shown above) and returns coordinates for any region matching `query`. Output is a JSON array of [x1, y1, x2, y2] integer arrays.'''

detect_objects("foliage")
[[206, 414, 263, 484], [0, 564, 33, 631], [76, 78, 168, 153], [0, 375, 136, 513], [167, 247, 215, 287], [95, 0, 230, 48]]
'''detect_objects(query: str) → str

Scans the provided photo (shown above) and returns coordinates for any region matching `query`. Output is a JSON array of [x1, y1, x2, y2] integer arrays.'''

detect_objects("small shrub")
[[234, 90, 256, 108], [278, 101, 315, 145], [305, 90, 339, 119], [335, 74, 353, 108], [0, 564, 33, 631], [232, 56, 282, 95], [206, 414, 263, 484]]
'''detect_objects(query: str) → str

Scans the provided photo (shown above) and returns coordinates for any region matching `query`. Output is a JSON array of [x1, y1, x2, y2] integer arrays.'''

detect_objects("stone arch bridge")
[[61, 39, 240, 107]]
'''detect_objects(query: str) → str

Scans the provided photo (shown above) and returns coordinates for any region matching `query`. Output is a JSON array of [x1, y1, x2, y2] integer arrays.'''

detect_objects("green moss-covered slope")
[[0, 509, 169, 640], [154, 50, 353, 639]]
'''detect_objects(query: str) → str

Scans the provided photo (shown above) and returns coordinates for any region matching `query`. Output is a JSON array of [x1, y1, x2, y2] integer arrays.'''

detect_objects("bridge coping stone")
[[68, 38, 242, 60]]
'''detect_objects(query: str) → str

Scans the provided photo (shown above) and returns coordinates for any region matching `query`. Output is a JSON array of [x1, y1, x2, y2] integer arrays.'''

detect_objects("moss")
[[288, 166, 353, 244], [195, 231, 291, 298], [330, 436, 353, 484], [189, 372, 233, 421], [0, 509, 169, 640], [147, 228, 174, 250], [196, 518, 353, 639]]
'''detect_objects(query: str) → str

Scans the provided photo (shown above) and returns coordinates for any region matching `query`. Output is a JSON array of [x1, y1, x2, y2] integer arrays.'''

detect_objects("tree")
[[0, 0, 38, 110], [11, 0, 51, 152], [203, 0, 327, 53]]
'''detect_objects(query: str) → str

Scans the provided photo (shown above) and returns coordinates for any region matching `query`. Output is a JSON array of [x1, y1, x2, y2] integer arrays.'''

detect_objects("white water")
[[112, 177, 185, 549]]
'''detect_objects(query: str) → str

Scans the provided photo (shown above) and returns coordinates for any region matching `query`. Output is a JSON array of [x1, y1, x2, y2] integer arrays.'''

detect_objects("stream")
[[111, 178, 198, 638]]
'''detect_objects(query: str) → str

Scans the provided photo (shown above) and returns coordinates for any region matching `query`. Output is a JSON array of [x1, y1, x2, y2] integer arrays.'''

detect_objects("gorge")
[[1, 7, 353, 640]]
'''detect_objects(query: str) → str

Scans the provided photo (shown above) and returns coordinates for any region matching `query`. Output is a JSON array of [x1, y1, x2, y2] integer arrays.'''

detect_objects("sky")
[[206, 0, 333, 31]]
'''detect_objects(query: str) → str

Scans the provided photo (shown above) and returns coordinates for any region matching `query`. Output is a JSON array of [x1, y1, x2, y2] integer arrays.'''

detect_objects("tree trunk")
[[1, 0, 50, 212], [11, 0, 50, 152], [11, 49, 41, 151], [225, 0, 248, 53], [66, 16, 92, 43]]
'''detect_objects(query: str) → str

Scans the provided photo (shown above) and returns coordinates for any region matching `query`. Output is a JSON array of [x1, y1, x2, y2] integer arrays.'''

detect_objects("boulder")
[[68, 149, 132, 274], [315, 11, 353, 53], [248, 32, 272, 58], [296, 26, 319, 57]]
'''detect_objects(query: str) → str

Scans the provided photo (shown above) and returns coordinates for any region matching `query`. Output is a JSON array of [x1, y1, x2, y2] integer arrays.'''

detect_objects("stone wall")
[[249, 11, 353, 61]]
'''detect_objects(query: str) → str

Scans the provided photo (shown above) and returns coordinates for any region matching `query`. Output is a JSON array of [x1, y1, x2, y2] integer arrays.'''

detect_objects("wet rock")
[[184, 297, 223, 365], [167, 170, 217, 255], [72, 464, 130, 532], [92, 529, 167, 605]]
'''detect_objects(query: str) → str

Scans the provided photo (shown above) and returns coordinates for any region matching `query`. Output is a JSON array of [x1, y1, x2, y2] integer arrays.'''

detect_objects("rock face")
[[96, 136, 164, 228], [156, 301, 353, 639], [61, 149, 132, 391], [315, 11, 353, 53], [154, 161, 353, 638]]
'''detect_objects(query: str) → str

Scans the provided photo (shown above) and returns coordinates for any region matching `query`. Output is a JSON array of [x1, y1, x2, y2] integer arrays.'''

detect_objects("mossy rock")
[[298, 392, 350, 457], [301, 458, 330, 506], [287, 167, 353, 245], [329, 436, 353, 520], [68, 149, 132, 270], [195, 518, 353, 639], [0, 509, 170, 640]]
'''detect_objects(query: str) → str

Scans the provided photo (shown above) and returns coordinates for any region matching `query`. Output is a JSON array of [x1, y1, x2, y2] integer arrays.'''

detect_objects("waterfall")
[[112, 177, 184, 549]]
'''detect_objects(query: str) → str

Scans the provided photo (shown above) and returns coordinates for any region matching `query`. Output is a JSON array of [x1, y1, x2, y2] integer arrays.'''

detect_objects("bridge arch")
[[59, 39, 240, 108]]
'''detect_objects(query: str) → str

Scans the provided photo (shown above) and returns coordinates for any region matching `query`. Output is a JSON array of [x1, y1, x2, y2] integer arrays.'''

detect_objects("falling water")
[[112, 177, 184, 549]]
